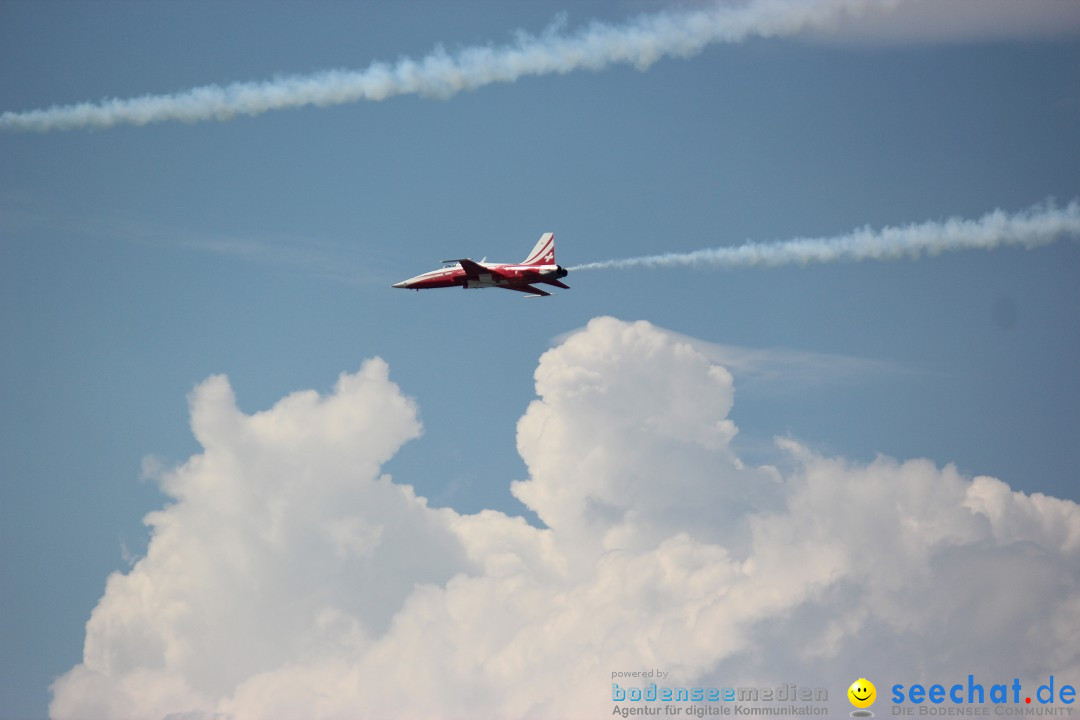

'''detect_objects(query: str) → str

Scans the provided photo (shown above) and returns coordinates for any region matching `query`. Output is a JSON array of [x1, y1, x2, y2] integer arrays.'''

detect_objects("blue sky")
[[2, 2, 1080, 718]]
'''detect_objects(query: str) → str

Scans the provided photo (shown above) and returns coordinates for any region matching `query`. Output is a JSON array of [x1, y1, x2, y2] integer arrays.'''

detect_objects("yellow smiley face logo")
[[848, 678, 876, 708]]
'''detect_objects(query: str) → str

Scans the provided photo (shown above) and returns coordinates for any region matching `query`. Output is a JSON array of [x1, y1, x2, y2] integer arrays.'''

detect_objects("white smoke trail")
[[570, 201, 1080, 271], [1, 0, 890, 133]]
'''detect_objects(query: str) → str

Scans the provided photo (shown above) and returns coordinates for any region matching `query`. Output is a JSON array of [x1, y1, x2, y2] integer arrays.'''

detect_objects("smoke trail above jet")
[[0, 0, 887, 133], [570, 201, 1080, 272]]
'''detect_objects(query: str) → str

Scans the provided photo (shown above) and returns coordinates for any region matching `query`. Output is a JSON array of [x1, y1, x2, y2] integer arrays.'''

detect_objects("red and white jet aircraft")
[[391, 232, 569, 297]]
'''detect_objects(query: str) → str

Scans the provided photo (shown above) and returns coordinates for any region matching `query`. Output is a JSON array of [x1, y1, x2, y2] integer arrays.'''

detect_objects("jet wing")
[[500, 284, 550, 297], [457, 258, 507, 281]]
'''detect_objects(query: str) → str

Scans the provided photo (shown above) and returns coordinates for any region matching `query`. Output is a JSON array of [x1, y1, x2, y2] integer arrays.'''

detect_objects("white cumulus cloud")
[[52, 317, 1080, 719]]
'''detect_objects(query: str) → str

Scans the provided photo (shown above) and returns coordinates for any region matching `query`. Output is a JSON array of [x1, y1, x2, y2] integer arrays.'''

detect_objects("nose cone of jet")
[[391, 280, 410, 289]]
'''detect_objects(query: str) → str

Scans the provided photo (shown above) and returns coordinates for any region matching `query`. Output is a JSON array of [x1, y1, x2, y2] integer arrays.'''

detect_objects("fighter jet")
[[391, 232, 569, 297]]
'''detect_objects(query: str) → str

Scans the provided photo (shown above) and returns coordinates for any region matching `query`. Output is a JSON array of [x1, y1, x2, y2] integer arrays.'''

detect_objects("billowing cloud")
[[52, 317, 1080, 719]]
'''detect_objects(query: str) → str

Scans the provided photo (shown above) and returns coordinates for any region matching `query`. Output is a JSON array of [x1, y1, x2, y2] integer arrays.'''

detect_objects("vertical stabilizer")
[[522, 232, 555, 266]]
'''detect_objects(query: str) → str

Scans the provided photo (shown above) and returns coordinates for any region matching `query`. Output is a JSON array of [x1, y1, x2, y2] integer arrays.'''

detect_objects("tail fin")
[[521, 232, 555, 266]]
